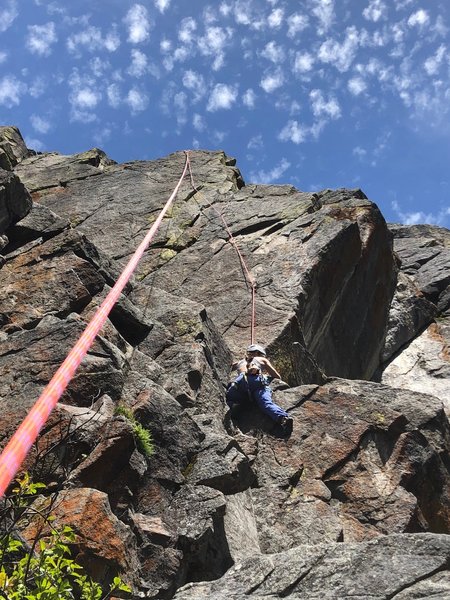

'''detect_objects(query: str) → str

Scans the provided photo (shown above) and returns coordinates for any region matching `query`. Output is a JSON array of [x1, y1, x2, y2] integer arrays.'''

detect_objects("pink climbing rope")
[[0, 152, 190, 498], [215, 211, 257, 345], [186, 156, 257, 344]]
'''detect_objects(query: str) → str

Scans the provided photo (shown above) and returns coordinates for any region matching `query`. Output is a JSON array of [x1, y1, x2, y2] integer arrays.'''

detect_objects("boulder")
[[0, 168, 32, 235], [381, 271, 437, 363], [0, 126, 29, 170], [390, 223, 450, 313], [21, 487, 139, 589], [173, 533, 450, 599], [382, 318, 450, 414]]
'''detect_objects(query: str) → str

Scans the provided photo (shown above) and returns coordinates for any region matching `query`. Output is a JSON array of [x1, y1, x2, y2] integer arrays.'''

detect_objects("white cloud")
[[230, 0, 266, 30], [318, 26, 359, 72], [126, 87, 148, 112], [363, 0, 387, 23], [279, 120, 306, 144], [348, 77, 367, 95], [178, 17, 196, 44], [154, 0, 170, 13], [30, 114, 51, 134], [247, 134, 263, 149], [287, 13, 309, 38], [127, 49, 148, 77], [104, 29, 121, 52], [0, 0, 18, 33], [203, 6, 218, 25], [26, 22, 57, 56], [160, 38, 171, 53], [250, 158, 291, 184], [67, 25, 120, 55], [243, 88, 256, 108], [391, 200, 450, 226], [198, 26, 231, 70], [193, 113, 206, 131], [310, 89, 341, 119], [29, 76, 46, 98], [207, 83, 238, 111], [182, 69, 205, 102], [261, 41, 285, 63], [89, 57, 111, 78], [68, 69, 101, 121], [260, 70, 284, 93], [393, 0, 414, 9], [432, 15, 448, 38], [174, 91, 188, 126], [268, 8, 284, 29], [25, 137, 45, 151], [93, 125, 113, 146], [312, 0, 335, 34], [407, 9, 429, 28], [0, 75, 26, 107], [353, 146, 367, 158], [72, 88, 101, 110], [0, 51, 7, 64], [212, 130, 227, 144], [424, 45, 447, 76], [219, 3, 232, 17], [124, 4, 151, 43], [293, 51, 314, 73], [107, 83, 121, 108], [232, 0, 253, 26]]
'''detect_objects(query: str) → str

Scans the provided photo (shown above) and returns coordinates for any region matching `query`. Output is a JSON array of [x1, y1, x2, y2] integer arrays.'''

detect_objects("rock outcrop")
[[1, 127, 449, 598]]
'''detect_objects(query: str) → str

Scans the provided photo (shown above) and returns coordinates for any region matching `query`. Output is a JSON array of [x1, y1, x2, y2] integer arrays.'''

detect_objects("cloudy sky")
[[1, 0, 449, 227]]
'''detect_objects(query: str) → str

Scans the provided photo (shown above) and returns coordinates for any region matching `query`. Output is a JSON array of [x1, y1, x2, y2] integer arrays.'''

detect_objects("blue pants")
[[226, 374, 288, 422]]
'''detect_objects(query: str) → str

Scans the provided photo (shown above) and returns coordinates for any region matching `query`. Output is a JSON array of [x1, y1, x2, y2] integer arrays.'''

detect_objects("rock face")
[[1, 127, 450, 598], [380, 224, 450, 412]]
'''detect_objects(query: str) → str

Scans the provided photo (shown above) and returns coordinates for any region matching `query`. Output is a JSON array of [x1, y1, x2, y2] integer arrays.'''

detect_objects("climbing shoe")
[[279, 416, 293, 435]]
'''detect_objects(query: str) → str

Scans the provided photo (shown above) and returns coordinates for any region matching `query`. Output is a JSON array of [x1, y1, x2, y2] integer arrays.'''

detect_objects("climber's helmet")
[[246, 343, 266, 356]]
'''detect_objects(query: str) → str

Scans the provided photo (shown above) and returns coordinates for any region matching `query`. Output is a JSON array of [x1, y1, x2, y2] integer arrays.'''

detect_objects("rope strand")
[[186, 158, 257, 344]]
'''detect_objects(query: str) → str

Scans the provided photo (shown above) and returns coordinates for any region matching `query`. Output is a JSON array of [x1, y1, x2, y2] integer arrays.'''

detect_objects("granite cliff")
[[1, 125, 450, 599]]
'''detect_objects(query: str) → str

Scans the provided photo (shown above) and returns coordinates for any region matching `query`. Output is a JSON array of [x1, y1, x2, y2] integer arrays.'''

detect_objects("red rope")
[[0, 152, 191, 498], [186, 157, 257, 344]]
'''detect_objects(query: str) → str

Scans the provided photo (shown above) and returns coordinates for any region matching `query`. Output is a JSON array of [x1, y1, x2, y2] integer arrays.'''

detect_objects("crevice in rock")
[[233, 218, 284, 237], [23, 171, 104, 195], [244, 565, 276, 595], [279, 550, 331, 597], [262, 221, 286, 236], [386, 563, 450, 600]]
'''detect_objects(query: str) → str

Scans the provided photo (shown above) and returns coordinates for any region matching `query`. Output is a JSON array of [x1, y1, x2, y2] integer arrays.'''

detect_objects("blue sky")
[[1, 0, 449, 227]]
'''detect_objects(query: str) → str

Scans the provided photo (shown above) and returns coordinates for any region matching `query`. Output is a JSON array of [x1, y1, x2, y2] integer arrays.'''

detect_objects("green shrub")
[[132, 423, 154, 458], [114, 406, 154, 458], [0, 474, 131, 599], [114, 405, 134, 421]]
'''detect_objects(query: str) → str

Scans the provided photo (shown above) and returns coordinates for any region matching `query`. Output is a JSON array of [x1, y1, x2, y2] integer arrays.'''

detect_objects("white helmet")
[[247, 343, 266, 356]]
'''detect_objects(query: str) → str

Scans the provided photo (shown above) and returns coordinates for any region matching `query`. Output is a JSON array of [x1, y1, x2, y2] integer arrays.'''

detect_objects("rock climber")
[[226, 343, 293, 435]]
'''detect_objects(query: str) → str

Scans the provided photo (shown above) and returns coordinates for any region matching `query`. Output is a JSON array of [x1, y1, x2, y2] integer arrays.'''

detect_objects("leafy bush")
[[114, 406, 154, 458], [0, 474, 131, 599]]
